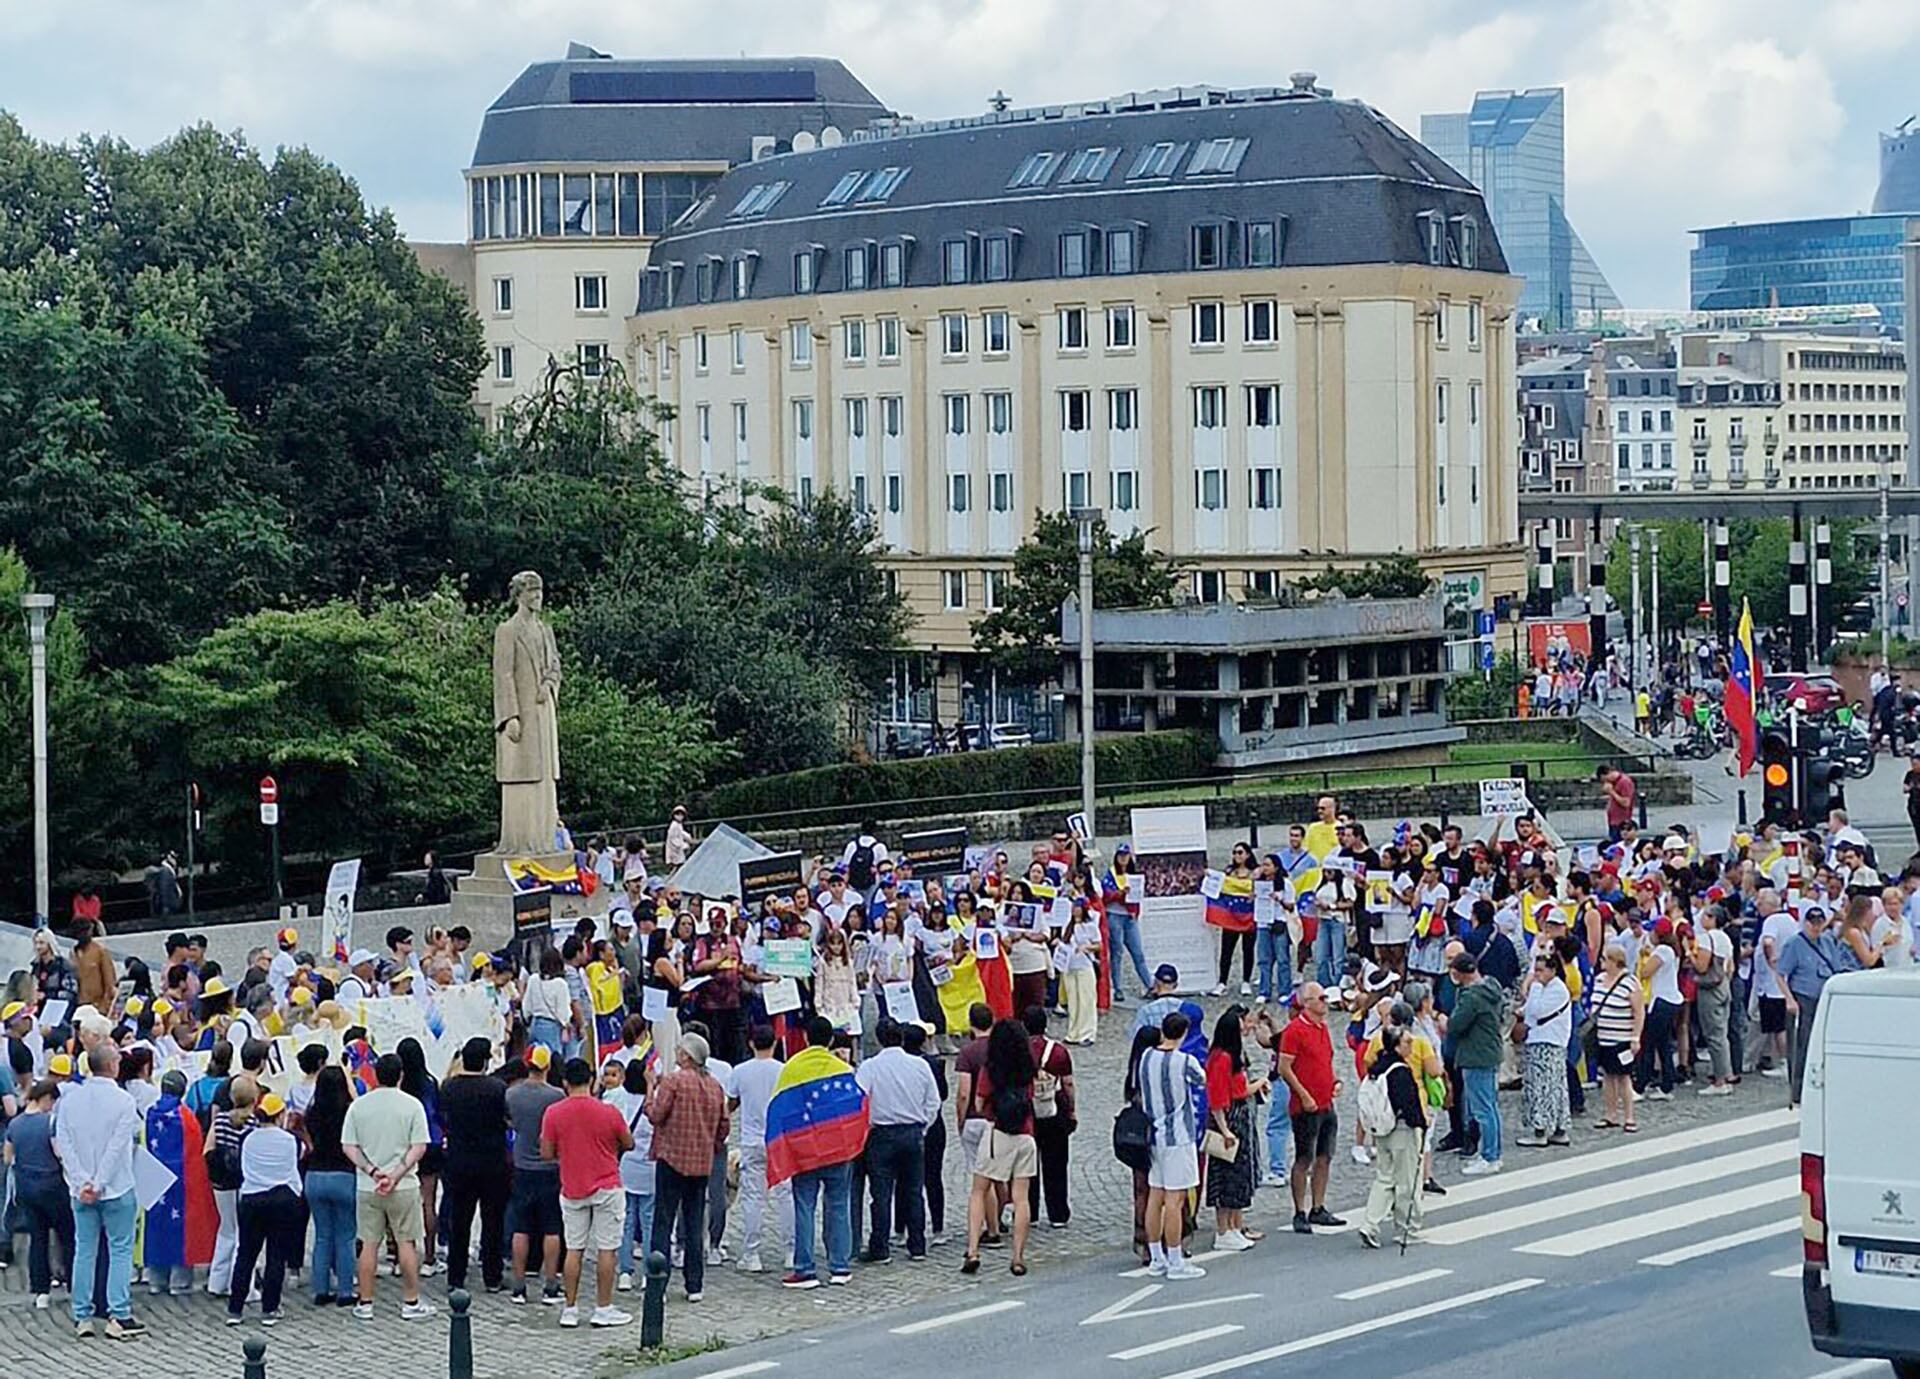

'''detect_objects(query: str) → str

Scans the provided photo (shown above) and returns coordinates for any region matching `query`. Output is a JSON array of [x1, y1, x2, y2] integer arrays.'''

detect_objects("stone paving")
[[0, 987, 1791, 1379]]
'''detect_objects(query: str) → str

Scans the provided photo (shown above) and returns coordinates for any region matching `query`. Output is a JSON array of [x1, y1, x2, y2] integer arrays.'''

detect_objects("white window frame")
[[984, 310, 1010, 356], [492, 277, 513, 316], [843, 318, 867, 363], [1060, 389, 1091, 432], [1191, 300, 1224, 347], [730, 327, 746, 371], [693, 330, 709, 372], [792, 398, 814, 441], [1106, 304, 1135, 351], [1244, 299, 1278, 345], [494, 344, 514, 383], [1193, 385, 1227, 430], [789, 321, 814, 368], [846, 396, 868, 439], [989, 470, 1014, 512], [942, 570, 967, 610], [575, 273, 607, 313], [987, 391, 1012, 435], [1195, 469, 1226, 510], [1058, 306, 1087, 353], [1111, 468, 1139, 512], [942, 313, 967, 358], [578, 342, 608, 378], [945, 393, 969, 436], [948, 471, 971, 513], [1109, 387, 1138, 431]]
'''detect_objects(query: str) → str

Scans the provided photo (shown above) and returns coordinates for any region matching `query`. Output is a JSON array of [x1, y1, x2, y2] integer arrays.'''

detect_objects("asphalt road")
[[652, 1106, 1900, 1379]]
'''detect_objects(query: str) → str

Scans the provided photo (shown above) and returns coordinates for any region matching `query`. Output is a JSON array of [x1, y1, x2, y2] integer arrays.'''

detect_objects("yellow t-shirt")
[[586, 961, 624, 1017], [1363, 1031, 1441, 1105]]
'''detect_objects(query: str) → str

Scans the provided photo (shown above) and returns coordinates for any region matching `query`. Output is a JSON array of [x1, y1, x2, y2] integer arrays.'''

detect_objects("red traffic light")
[[258, 775, 278, 804]]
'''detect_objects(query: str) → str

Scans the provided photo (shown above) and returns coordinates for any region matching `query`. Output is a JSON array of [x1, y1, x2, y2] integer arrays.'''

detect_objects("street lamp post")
[[1071, 508, 1101, 840], [1649, 527, 1662, 680], [1881, 459, 1894, 670], [1629, 526, 1643, 694], [21, 593, 53, 925]]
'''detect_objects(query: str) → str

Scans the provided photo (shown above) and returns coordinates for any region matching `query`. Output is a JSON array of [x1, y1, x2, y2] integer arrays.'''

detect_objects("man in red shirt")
[[1597, 764, 1637, 842], [1276, 982, 1345, 1234], [541, 1058, 634, 1329]]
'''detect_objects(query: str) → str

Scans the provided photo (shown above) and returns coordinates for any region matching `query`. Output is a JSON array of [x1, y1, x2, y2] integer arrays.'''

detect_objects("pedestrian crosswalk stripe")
[[1334, 1267, 1453, 1300], [1638, 1217, 1800, 1267], [1771, 1264, 1803, 1278], [1110, 1325, 1245, 1361], [697, 1365, 780, 1379], [1417, 1108, 1796, 1216], [1514, 1177, 1799, 1257], [890, 1299, 1025, 1334], [1422, 1139, 1797, 1246]]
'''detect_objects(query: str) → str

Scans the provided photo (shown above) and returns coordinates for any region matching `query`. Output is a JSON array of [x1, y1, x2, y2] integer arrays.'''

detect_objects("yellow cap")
[[2, 1000, 28, 1022], [125, 996, 147, 1017], [259, 1093, 287, 1118], [528, 1045, 552, 1070], [277, 927, 298, 947], [472, 951, 493, 971], [50, 1053, 73, 1077], [201, 977, 230, 998], [152, 998, 174, 1017], [290, 987, 314, 1006]]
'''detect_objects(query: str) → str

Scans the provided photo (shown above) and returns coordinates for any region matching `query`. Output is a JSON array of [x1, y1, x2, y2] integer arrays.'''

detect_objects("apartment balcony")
[[1763, 427, 1780, 456], [1729, 463, 1749, 489], [1691, 435, 1710, 457], [1690, 466, 1712, 490], [1729, 433, 1748, 458]]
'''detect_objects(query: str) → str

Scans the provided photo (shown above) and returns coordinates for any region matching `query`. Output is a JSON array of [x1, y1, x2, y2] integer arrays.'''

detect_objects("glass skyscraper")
[[1690, 215, 1910, 334], [1421, 88, 1619, 328]]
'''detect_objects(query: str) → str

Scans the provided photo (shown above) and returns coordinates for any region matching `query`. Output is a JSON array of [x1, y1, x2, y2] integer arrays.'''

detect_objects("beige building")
[[631, 80, 1529, 662]]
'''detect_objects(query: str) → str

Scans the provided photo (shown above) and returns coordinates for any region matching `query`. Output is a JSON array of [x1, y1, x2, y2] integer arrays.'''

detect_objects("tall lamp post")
[[1071, 507, 1102, 840], [21, 593, 54, 926]]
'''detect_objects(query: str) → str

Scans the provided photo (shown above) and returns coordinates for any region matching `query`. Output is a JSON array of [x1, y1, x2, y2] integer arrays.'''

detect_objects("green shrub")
[[696, 730, 1219, 823]]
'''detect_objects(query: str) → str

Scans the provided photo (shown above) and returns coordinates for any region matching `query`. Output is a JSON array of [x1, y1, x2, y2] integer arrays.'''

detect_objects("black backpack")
[[846, 839, 878, 891], [1112, 1104, 1152, 1171], [991, 1081, 1033, 1135]]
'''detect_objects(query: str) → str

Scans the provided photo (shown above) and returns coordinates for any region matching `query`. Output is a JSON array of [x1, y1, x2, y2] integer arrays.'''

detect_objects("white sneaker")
[[1146, 1257, 1168, 1277], [712, 1243, 730, 1264], [1210, 983, 1228, 997], [737, 1255, 765, 1274], [1698, 1084, 1733, 1097], [1761, 1066, 1788, 1080], [1460, 1158, 1504, 1176], [590, 1306, 633, 1328], [401, 1299, 437, 1321], [34, 1293, 50, 1310], [1351, 1144, 1373, 1165], [1260, 1172, 1289, 1190], [1239, 982, 1252, 996], [616, 1272, 633, 1292], [930, 1234, 948, 1248], [418, 1260, 439, 1277], [1165, 1261, 1208, 1281], [1214, 1231, 1254, 1252], [1254, 995, 1268, 1005], [559, 1306, 580, 1329], [1646, 1088, 1672, 1101]]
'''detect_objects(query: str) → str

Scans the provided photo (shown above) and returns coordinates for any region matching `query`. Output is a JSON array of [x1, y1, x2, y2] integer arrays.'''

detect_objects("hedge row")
[[697, 729, 1219, 823]]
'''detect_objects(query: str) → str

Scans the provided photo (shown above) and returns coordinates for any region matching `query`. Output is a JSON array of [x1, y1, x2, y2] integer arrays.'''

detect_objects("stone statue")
[[493, 570, 563, 854]]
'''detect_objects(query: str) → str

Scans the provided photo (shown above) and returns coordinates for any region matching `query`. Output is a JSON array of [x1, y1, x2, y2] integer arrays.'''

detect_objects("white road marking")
[[1109, 1325, 1245, 1361], [1121, 1248, 1232, 1278], [1411, 1108, 1797, 1216], [1801, 1362, 1890, 1379], [1334, 1267, 1454, 1300], [1515, 1178, 1799, 1257], [1772, 1264, 1805, 1278], [889, 1299, 1026, 1334], [1638, 1217, 1800, 1266], [1423, 1140, 1797, 1246], [1084, 1286, 1165, 1325], [697, 1365, 781, 1379], [1082, 1283, 1264, 1325], [1149, 1278, 1545, 1379]]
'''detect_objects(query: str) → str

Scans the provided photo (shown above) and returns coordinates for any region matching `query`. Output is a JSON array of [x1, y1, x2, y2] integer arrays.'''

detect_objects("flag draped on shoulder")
[[764, 1045, 868, 1186], [143, 1092, 216, 1273]]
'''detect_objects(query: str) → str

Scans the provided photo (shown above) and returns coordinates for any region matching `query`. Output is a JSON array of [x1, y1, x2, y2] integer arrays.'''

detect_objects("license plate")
[[1855, 1248, 1920, 1278]]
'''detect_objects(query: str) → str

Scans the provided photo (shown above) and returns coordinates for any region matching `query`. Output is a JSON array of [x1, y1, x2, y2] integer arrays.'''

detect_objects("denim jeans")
[[70, 1191, 136, 1322], [791, 1161, 853, 1279], [1314, 918, 1348, 989], [1461, 1067, 1502, 1164], [864, 1123, 927, 1259], [1107, 909, 1151, 997], [1255, 926, 1295, 1003], [306, 1170, 358, 1300], [1264, 1092, 1293, 1176], [619, 1191, 654, 1276], [529, 1015, 564, 1057]]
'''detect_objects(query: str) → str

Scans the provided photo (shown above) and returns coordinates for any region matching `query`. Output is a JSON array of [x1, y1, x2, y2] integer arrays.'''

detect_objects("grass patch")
[[597, 1335, 729, 1376]]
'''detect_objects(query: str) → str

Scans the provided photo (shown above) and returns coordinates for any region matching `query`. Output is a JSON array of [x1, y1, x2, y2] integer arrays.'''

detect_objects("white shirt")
[[240, 1124, 305, 1196], [1647, 944, 1683, 1005], [51, 1076, 140, 1201], [522, 975, 572, 1025], [729, 1056, 784, 1148], [602, 1087, 656, 1194], [1757, 911, 1799, 998], [1524, 977, 1573, 1046], [1871, 913, 1913, 968], [268, 950, 299, 1002], [1697, 926, 1734, 969], [855, 1046, 941, 1127]]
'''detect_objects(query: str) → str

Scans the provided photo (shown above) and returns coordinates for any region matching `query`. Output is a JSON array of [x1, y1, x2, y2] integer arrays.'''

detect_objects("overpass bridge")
[[1517, 486, 1920, 523]]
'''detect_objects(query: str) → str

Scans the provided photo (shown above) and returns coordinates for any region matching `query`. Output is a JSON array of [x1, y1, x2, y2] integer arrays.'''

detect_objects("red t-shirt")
[[1605, 771, 1636, 827], [1205, 1048, 1248, 1109], [1278, 1015, 1336, 1114], [539, 1094, 626, 1200]]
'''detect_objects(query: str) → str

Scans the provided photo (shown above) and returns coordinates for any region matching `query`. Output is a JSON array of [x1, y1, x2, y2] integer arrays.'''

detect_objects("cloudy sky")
[[3, 0, 1916, 304]]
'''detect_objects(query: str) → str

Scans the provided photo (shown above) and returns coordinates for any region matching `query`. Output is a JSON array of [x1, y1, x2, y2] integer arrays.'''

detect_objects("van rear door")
[[1822, 985, 1920, 1312]]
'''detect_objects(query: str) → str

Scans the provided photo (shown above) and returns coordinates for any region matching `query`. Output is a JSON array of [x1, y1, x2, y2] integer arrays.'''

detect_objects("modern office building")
[[1690, 215, 1913, 335], [1874, 117, 1920, 215], [1421, 88, 1619, 329], [630, 76, 1530, 688], [432, 45, 892, 419]]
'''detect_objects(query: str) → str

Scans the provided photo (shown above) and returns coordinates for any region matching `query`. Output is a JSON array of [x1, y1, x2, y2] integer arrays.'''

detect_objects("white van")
[[1800, 968, 1920, 1376]]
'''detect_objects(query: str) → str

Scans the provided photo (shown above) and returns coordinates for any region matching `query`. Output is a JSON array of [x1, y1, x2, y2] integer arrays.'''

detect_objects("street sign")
[[259, 776, 278, 805], [1479, 641, 1496, 671], [1900, 592, 1910, 609], [259, 802, 280, 826], [1696, 601, 1712, 617], [1475, 610, 1497, 638]]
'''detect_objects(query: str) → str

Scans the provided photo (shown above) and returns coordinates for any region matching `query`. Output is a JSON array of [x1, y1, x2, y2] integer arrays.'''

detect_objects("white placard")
[[1066, 811, 1091, 842], [321, 858, 361, 964], [973, 929, 1000, 960], [38, 998, 70, 1031], [1479, 778, 1531, 817], [358, 996, 428, 1054], [641, 986, 670, 1021], [1125, 874, 1145, 905], [882, 981, 919, 1024], [133, 1145, 178, 1212], [760, 977, 801, 1016], [1200, 870, 1225, 899], [1048, 896, 1073, 929], [1253, 880, 1279, 928]]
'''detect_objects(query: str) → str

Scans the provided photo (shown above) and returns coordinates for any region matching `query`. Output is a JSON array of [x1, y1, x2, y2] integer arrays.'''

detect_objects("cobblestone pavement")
[[0, 989, 1791, 1379]]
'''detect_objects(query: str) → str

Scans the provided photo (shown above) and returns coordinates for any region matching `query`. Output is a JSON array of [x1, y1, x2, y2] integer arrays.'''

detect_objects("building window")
[[822, 170, 865, 208], [845, 245, 869, 290], [1640, 410, 1653, 433], [942, 313, 967, 357], [844, 318, 867, 362], [984, 235, 1012, 282], [1110, 388, 1138, 431], [696, 404, 712, 445], [1422, 212, 1444, 265], [1453, 215, 1478, 266], [942, 239, 969, 285], [1111, 469, 1139, 512], [1063, 470, 1091, 510], [990, 470, 1014, 512], [790, 322, 813, 367], [693, 330, 709, 372], [946, 394, 969, 435], [1059, 306, 1087, 352], [1106, 227, 1135, 275], [882, 395, 903, 437], [734, 401, 749, 443], [494, 345, 514, 383], [987, 391, 1012, 434], [1061, 147, 1121, 183], [1187, 137, 1249, 175], [878, 316, 900, 361], [1247, 384, 1279, 428], [1008, 151, 1061, 188], [1192, 300, 1224, 346], [1468, 301, 1482, 346], [985, 569, 1011, 611], [1060, 230, 1089, 278], [1129, 141, 1187, 179], [1435, 297, 1449, 346], [1191, 223, 1224, 270], [1618, 442, 1630, 468], [859, 167, 909, 202], [880, 242, 905, 288], [1246, 220, 1278, 268], [1106, 305, 1135, 350], [793, 251, 816, 294], [851, 473, 869, 513], [730, 327, 746, 370], [943, 570, 967, 610], [1660, 408, 1672, 430], [732, 256, 754, 300], [948, 472, 971, 512], [576, 274, 607, 312], [1251, 466, 1279, 509], [1060, 390, 1091, 432], [793, 398, 814, 440], [1245, 299, 1278, 344], [1660, 441, 1673, 468], [658, 335, 673, 378], [492, 277, 513, 315], [563, 174, 591, 235], [886, 473, 904, 513], [984, 310, 1010, 355], [1195, 469, 1226, 510], [1468, 382, 1481, 425], [1194, 386, 1226, 429], [578, 342, 608, 378], [846, 396, 868, 438]]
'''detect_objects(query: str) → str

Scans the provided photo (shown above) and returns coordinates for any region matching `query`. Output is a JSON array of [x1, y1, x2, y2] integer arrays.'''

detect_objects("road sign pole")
[[260, 776, 283, 906]]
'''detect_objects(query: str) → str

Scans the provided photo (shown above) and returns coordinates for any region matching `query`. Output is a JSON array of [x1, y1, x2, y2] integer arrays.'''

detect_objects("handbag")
[[1512, 996, 1570, 1046], [1112, 1104, 1152, 1171], [1202, 1128, 1239, 1162]]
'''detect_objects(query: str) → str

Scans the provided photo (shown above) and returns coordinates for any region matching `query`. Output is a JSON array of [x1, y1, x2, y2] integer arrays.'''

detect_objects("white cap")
[[348, 948, 377, 968]]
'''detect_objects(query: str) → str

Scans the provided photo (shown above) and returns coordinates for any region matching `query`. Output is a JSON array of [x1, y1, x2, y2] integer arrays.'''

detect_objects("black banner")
[[512, 886, 553, 932], [898, 826, 968, 877], [738, 850, 806, 909]]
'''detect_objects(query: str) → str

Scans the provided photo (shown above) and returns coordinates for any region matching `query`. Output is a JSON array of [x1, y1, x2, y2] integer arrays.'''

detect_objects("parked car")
[[988, 724, 1034, 749], [1764, 673, 1848, 715]]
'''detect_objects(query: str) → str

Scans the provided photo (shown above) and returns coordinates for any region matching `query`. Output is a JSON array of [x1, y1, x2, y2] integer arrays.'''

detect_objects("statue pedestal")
[[452, 851, 600, 951]]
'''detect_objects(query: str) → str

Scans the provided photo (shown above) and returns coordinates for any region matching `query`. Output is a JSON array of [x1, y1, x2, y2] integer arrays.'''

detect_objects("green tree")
[[971, 512, 1186, 685], [1294, 554, 1435, 599]]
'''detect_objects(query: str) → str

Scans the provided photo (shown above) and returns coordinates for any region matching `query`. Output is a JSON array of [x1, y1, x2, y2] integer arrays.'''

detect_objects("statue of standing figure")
[[494, 570, 563, 855]]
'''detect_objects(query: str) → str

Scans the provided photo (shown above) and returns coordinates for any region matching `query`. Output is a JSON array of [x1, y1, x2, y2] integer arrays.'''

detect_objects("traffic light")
[[1803, 752, 1845, 824], [1760, 728, 1796, 826]]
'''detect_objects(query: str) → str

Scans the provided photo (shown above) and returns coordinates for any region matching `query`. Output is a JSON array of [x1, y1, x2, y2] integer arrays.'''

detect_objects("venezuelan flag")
[[765, 1045, 869, 1186], [506, 859, 598, 896], [1726, 598, 1759, 778], [1205, 874, 1256, 932]]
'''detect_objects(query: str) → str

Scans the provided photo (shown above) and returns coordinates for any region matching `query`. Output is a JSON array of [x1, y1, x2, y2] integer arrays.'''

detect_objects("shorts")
[[509, 1166, 564, 1240], [560, 1186, 627, 1254], [355, 1184, 424, 1244], [960, 1119, 988, 1172], [1596, 1042, 1636, 1077], [972, 1128, 1039, 1183], [1289, 1108, 1339, 1163], [1759, 996, 1787, 1034], [1147, 1142, 1201, 1191]]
